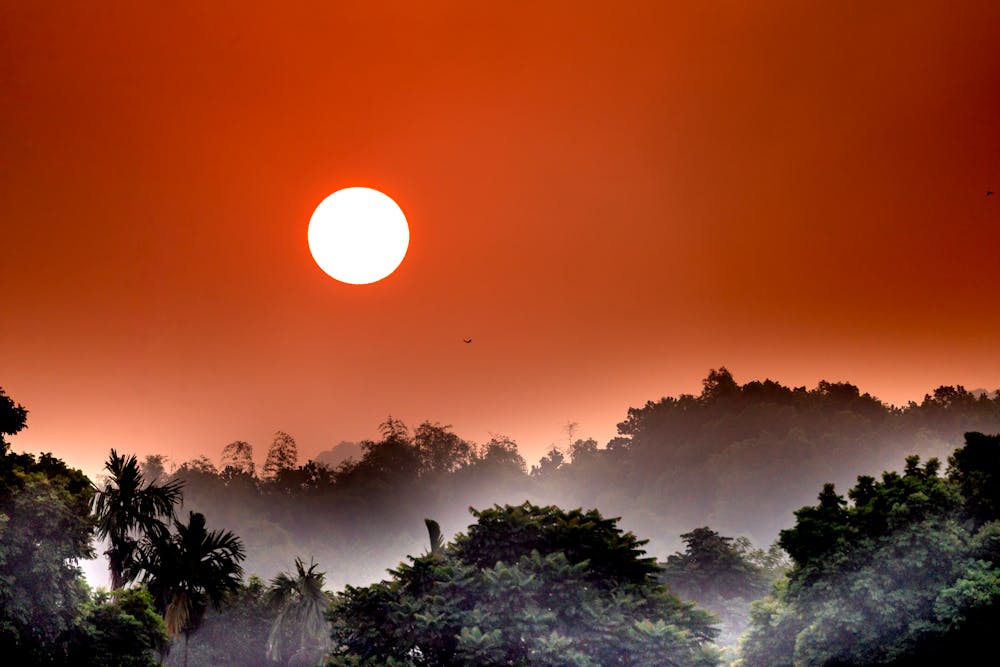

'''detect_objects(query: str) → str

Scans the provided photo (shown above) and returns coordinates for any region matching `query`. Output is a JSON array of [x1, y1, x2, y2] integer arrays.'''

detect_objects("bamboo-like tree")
[[266, 557, 331, 665], [132, 511, 245, 667], [262, 430, 299, 479], [93, 449, 184, 590]]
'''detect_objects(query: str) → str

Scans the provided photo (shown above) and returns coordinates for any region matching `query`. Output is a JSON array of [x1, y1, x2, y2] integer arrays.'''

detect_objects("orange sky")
[[3, 1, 1000, 479]]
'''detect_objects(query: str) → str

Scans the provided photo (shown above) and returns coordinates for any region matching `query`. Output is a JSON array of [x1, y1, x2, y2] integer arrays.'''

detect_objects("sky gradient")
[[3, 1, 1000, 478]]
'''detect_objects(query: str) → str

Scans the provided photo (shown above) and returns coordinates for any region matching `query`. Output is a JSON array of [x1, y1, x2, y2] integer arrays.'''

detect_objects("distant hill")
[[314, 441, 363, 469]]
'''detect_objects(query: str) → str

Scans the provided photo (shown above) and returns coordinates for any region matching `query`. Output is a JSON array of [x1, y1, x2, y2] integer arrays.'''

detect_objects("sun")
[[307, 187, 410, 285]]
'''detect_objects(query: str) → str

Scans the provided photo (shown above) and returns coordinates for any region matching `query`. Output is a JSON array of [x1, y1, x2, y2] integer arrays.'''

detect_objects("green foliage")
[[329, 503, 720, 666], [453, 503, 662, 589], [739, 432, 1000, 666], [68, 587, 170, 667], [663, 528, 770, 603], [661, 528, 777, 649], [1, 389, 166, 666], [0, 449, 95, 662]]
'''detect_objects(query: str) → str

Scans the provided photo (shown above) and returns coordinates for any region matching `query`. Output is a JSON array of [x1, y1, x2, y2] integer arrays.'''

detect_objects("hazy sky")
[[3, 1, 999, 478]]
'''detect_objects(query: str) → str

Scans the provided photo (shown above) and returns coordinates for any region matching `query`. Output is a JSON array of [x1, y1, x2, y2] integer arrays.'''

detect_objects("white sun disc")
[[307, 187, 410, 285]]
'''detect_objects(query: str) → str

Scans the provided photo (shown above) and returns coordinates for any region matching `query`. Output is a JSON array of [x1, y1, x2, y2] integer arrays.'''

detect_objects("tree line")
[[152, 368, 1000, 589], [4, 371, 1000, 665]]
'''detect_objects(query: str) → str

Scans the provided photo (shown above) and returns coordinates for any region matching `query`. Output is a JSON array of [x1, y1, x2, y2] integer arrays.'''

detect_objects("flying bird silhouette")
[[463, 338, 472, 344]]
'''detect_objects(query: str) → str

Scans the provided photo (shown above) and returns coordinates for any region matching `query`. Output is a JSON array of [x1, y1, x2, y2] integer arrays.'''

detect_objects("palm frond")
[[426, 518, 444, 556]]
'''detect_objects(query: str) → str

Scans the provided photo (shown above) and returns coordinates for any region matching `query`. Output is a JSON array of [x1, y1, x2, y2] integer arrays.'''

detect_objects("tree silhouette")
[[221, 440, 255, 477], [0, 386, 28, 454], [94, 449, 184, 590], [132, 511, 245, 667], [414, 421, 472, 474], [263, 431, 298, 478]]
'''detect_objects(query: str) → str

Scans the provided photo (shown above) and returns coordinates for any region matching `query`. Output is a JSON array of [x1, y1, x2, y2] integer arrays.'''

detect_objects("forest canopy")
[[153, 369, 1000, 588], [4, 372, 1000, 666]]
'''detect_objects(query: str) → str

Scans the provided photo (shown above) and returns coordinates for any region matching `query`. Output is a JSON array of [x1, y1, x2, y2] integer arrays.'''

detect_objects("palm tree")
[[93, 449, 184, 589], [425, 518, 444, 557], [133, 511, 245, 667], [266, 557, 331, 665]]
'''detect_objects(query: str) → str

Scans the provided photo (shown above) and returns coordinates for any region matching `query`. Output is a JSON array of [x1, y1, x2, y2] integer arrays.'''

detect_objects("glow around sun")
[[307, 187, 410, 285]]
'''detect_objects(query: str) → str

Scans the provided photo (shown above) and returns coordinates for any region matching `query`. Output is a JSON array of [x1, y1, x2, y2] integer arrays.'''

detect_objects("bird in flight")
[[463, 338, 472, 344]]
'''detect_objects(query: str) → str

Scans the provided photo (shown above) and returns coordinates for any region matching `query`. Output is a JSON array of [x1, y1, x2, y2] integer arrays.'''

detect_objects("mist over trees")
[[159, 369, 1000, 589], [5, 372, 1000, 665], [739, 432, 1000, 665], [328, 503, 720, 666]]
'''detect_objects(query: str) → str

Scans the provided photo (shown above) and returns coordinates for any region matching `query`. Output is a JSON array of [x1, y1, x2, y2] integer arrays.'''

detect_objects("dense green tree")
[[0, 388, 97, 662], [0, 451, 95, 662], [68, 587, 170, 667], [266, 557, 331, 665], [661, 528, 774, 649], [132, 511, 245, 666], [738, 433, 1000, 666], [94, 450, 184, 589], [328, 503, 720, 666]]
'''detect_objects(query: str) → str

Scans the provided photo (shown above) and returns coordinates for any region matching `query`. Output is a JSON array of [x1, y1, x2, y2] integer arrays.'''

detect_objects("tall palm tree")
[[131, 511, 244, 666], [266, 557, 331, 665], [93, 449, 184, 589]]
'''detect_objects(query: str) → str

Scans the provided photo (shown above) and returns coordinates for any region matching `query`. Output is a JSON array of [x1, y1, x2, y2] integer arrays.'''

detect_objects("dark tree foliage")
[[328, 503, 720, 666], [0, 387, 28, 455], [0, 450, 95, 662], [94, 449, 184, 590], [415, 422, 473, 475], [452, 503, 661, 588], [151, 373, 1000, 594], [262, 431, 299, 479], [739, 432, 1000, 666], [660, 528, 778, 650], [1, 387, 93, 661], [1, 388, 166, 665], [220, 440, 254, 478], [663, 528, 769, 604], [131, 511, 245, 666], [67, 588, 170, 667], [660, 527, 788, 651]]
